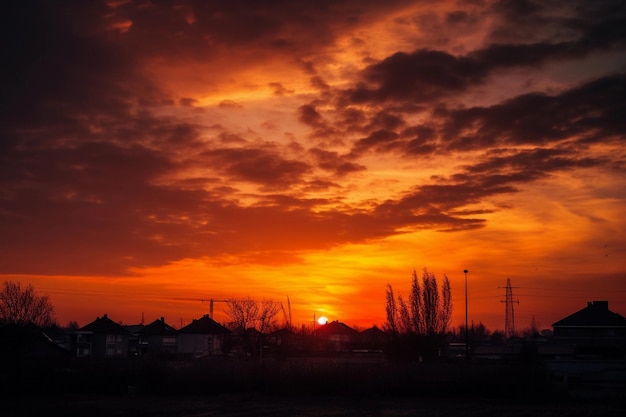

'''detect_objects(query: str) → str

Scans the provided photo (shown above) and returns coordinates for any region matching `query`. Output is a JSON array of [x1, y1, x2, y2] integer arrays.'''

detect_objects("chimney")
[[592, 300, 609, 310], [103, 313, 108, 319], [160, 317, 165, 322]]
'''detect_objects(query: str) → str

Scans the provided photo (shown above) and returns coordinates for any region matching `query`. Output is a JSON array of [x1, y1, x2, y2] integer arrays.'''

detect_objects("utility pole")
[[500, 278, 519, 339], [464, 269, 469, 361]]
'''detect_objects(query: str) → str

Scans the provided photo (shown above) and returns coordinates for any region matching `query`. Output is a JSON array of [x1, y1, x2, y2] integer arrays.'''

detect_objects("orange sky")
[[2, 0, 625, 332]]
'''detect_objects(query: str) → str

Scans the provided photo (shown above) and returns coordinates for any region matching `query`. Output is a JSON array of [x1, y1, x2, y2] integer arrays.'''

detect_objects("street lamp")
[[464, 269, 469, 362]]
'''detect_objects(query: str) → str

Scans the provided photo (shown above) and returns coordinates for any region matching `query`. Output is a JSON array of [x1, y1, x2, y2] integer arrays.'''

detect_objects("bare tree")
[[421, 269, 440, 335], [0, 281, 56, 327], [225, 297, 281, 333], [224, 297, 282, 359], [384, 283, 398, 335], [397, 295, 411, 335], [409, 269, 424, 335], [224, 297, 258, 332], [257, 298, 281, 334], [440, 274, 453, 334], [385, 268, 453, 337]]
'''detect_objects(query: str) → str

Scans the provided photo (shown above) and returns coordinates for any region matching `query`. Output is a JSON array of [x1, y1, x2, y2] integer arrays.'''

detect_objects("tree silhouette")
[[225, 297, 281, 358], [385, 268, 453, 336], [0, 281, 56, 327]]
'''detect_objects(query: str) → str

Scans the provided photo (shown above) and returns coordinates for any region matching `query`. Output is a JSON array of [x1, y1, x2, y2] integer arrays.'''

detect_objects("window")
[[76, 347, 91, 357], [76, 333, 91, 343], [107, 346, 122, 356]]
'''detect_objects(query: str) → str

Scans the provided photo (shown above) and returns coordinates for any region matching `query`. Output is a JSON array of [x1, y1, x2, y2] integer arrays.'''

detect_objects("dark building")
[[314, 320, 359, 351], [72, 314, 130, 358], [0, 323, 70, 363], [359, 326, 387, 351], [552, 300, 626, 357], [178, 315, 230, 358], [136, 317, 178, 356]]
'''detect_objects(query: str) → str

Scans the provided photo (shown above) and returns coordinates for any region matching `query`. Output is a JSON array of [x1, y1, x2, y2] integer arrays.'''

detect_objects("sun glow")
[[317, 316, 328, 325]]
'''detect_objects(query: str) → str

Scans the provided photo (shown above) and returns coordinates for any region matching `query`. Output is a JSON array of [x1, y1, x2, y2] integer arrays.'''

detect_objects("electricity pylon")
[[500, 278, 519, 338]]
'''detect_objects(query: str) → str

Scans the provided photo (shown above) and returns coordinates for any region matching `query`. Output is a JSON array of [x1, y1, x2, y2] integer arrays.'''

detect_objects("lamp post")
[[464, 269, 469, 362]]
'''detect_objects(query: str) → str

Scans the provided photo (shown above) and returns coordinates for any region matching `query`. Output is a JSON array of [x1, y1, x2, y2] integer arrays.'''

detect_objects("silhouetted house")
[[72, 314, 130, 358], [315, 320, 359, 351], [123, 323, 145, 357], [0, 323, 70, 364], [136, 317, 178, 356], [42, 324, 72, 351], [359, 326, 386, 351], [552, 300, 626, 357], [0, 323, 71, 394], [177, 315, 230, 358]]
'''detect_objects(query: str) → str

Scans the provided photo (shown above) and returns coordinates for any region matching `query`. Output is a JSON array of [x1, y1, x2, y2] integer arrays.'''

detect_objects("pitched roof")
[[315, 320, 358, 335], [360, 325, 384, 336], [78, 314, 129, 335], [137, 318, 178, 336], [552, 301, 626, 327], [178, 315, 230, 334], [124, 324, 145, 335], [42, 324, 70, 341], [0, 323, 70, 357]]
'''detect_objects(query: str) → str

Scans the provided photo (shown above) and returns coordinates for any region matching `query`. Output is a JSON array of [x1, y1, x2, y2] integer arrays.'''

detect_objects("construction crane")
[[201, 298, 229, 319]]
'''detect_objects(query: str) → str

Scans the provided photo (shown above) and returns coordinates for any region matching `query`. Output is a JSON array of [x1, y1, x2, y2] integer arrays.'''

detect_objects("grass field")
[[3, 357, 624, 416], [5, 393, 625, 417]]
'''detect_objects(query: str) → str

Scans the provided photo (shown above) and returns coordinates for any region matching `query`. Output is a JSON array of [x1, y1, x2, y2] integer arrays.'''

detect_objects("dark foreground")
[[3, 357, 625, 416], [4, 393, 626, 417]]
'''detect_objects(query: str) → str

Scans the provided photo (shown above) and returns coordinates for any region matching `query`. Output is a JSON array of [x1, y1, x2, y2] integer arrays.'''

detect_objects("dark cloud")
[[351, 130, 401, 157], [338, 72, 626, 160], [309, 148, 366, 176], [268, 82, 293, 96], [1, 0, 624, 278], [179, 97, 198, 107], [200, 147, 312, 190], [462, 148, 605, 181], [490, 0, 626, 45], [100, 0, 416, 62], [298, 104, 325, 128], [0, 1, 155, 138], [218, 100, 244, 108], [438, 73, 626, 151], [346, 49, 486, 104], [336, 0, 625, 107]]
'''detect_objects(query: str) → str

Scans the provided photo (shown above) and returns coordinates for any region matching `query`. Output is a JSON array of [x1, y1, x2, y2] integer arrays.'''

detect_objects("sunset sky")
[[2, 0, 625, 332]]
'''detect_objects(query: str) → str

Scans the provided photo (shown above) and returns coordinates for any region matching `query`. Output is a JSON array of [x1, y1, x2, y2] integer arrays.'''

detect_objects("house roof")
[[124, 324, 145, 335], [137, 318, 178, 336], [552, 301, 626, 327], [178, 315, 230, 334], [315, 320, 359, 335], [360, 326, 385, 336], [42, 324, 70, 341], [0, 323, 70, 357], [78, 314, 129, 335]]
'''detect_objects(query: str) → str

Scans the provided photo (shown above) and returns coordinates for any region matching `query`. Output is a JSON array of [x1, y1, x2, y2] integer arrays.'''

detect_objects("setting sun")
[[317, 316, 328, 326]]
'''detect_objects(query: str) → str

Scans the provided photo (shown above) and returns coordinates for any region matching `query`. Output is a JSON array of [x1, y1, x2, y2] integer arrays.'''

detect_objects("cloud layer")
[[1, 0, 624, 299]]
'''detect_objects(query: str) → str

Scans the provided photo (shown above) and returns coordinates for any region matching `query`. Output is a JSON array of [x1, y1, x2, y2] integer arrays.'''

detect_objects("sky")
[[1, 0, 625, 332]]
